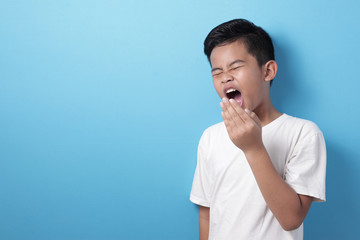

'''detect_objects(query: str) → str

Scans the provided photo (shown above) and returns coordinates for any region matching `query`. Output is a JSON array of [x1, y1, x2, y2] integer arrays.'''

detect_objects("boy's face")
[[210, 40, 269, 113]]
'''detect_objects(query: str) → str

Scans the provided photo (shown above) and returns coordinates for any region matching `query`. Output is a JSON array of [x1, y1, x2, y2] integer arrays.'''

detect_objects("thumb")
[[249, 111, 262, 127]]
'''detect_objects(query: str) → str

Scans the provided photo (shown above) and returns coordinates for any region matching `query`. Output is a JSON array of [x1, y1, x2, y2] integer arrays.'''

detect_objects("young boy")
[[190, 19, 326, 240]]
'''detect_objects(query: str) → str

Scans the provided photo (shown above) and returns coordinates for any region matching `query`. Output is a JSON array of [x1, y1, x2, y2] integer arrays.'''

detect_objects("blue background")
[[1, 0, 359, 239]]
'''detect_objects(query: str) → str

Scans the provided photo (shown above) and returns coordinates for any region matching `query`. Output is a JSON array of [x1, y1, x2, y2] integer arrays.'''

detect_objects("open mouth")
[[225, 88, 243, 107], [226, 88, 240, 99]]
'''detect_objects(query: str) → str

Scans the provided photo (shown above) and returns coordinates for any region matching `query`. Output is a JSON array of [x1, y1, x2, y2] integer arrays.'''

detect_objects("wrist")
[[243, 143, 267, 162]]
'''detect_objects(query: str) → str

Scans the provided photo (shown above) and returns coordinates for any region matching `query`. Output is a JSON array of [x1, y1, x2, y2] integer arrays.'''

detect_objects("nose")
[[221, 72, 234, 84]]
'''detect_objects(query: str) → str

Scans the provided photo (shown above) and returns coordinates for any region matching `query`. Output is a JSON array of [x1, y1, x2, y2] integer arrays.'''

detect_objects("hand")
[[220, 98, 264, 153]]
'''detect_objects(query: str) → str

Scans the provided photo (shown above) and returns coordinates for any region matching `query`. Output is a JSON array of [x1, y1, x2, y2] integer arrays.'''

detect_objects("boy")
[[190, 19, 326, 240]]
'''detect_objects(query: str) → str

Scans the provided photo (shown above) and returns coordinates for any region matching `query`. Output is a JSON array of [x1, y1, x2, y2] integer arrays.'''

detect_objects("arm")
[[221, 98, 312, 231], [245, 146, 313, 230], [199, 206, 210, 240]]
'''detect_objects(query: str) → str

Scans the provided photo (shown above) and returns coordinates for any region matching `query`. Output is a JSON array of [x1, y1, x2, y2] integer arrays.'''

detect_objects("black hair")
[[204, 19, 275, 67]]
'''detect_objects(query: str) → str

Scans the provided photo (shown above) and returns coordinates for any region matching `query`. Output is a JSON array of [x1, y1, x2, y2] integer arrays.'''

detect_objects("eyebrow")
[[211, 59, 246, 72], [229, 59, 245, 67]]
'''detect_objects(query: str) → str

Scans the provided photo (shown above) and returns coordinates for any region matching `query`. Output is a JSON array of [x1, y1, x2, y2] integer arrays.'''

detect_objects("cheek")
[[235, 70, 246, 78], [240, 70, 262, 91], [248, 68, 263, 81], [236, 70, 254, 84]]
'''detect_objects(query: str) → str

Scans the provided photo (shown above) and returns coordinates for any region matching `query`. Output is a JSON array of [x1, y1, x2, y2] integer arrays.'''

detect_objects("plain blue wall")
[[1, 0, 359, 239]]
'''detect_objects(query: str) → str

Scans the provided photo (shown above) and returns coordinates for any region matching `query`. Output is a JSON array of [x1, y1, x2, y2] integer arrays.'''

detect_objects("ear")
[[263, 60, 278, 82]]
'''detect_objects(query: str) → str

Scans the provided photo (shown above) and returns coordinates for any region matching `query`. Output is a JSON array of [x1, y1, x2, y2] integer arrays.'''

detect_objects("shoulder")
[[203, 121, 225, 135], [282, 114, 323, 137], [265, 114, 325, 150], [277, 114, 325, 151], [199, 121, 227, 146]]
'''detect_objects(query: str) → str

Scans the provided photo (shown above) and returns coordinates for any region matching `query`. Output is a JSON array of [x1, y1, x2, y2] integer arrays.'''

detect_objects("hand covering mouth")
[[224, 88, 243, 107]]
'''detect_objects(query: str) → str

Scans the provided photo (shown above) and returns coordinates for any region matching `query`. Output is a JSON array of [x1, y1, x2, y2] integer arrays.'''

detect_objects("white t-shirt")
[[190, 114, 326, 240]]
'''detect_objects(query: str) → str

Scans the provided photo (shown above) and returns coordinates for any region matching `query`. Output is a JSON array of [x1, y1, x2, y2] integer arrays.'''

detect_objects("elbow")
[[279, 217, 304, 231], [281, 222, 302, 232]]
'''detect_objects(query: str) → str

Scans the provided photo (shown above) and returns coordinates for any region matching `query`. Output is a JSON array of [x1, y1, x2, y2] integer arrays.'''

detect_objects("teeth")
[[226, 88, 236, 94]]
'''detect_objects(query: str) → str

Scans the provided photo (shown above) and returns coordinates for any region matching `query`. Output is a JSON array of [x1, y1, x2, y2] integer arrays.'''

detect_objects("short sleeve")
[[190, 130, 212, 207], [284, 128, 327, 202]]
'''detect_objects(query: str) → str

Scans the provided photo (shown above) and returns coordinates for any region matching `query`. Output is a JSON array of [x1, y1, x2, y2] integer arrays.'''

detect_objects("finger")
[[220, 100, 227, 111], [222, 107, 236, 130], [221, 103, 240, 133], [222, 98, 239, 118], [249, 111, 262, 127], [220, 100, 231, 123], [228, 99, 249, 123], [221, 98, 242, 124], [221, 111, 234, 133], [220, 99, 230, 119]]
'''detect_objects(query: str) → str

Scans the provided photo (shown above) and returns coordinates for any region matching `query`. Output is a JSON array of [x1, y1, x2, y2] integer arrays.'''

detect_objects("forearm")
[[245, 145, 311, 231], [199, 206, 210, 240]]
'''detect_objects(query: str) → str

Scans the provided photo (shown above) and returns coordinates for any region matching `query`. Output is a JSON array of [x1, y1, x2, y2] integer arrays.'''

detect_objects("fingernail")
[[222, 97, 228, 103], [220, 102, 224, 108], [245, 109, 251, 114], [229, 99, 235, 104]]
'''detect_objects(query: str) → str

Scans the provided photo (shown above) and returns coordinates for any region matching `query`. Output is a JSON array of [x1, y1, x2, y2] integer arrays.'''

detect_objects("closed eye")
[[231, 66, 242, 71], [212, 72, 223, 77]]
